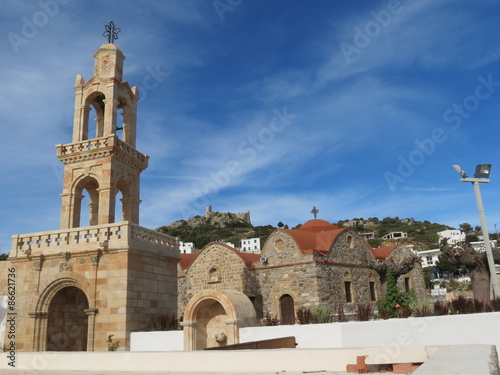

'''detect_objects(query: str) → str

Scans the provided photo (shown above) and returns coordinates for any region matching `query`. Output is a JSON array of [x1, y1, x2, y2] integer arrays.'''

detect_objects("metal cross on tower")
[[310, 206, 319, 220], [102, 21, 121, 44]]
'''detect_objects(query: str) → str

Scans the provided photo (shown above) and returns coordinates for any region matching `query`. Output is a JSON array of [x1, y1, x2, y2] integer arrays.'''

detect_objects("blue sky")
[[1, 0, 500, 252]]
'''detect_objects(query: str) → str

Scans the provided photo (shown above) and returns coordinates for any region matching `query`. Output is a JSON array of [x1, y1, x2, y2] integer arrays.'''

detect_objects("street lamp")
[[452, 164, 500, 298]]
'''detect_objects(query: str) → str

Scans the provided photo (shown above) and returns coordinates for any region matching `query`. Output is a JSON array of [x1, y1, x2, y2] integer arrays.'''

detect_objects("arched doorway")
[[46, 286, 89, 351], [280, 294, 295, 325], [182, 289, 257, 350]]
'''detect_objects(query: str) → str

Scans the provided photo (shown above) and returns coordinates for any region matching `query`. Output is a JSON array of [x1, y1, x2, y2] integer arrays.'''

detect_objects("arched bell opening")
[[81, 92, 105, 141]]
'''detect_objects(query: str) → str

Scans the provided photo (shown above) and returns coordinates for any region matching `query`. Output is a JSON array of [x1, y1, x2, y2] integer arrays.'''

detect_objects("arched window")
[[343, 271, 354, 303], [279, 294, 295, 325]]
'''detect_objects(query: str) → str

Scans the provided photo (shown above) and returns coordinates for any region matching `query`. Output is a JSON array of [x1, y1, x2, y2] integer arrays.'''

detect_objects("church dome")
[[298, 219, 341, 233]]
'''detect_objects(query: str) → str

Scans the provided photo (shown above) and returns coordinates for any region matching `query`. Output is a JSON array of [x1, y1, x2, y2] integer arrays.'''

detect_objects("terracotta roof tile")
[[372, 245, 399, 260], [281, 219, 347, 254]]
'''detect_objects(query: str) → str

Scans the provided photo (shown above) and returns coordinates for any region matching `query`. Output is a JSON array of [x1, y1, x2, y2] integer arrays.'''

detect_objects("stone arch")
[[71, 175, 100, 227], [115, 177, 137, 223], [32, 275, 95, 351], [182, 289, 256, 351], [46, 286, 89, 351]]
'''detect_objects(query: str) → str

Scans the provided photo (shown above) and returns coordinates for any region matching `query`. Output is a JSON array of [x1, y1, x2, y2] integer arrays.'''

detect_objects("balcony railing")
[[10, 222, 178, 258]]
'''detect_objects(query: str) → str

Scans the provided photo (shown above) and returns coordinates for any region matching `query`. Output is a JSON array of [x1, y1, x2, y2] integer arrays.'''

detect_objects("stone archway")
[[32, 276, 95, 352], [182, 289, 256, 351], [46, 286, 89, 351]]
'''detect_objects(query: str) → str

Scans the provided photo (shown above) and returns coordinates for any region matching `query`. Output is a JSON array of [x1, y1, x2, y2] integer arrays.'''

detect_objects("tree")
[[435, 253, 460, 273], [0, 253, 8, 261], [440, 239, 500, 301], [459, 223, 473, 233], [427, 233, 440, 244], [277, 222, 284, 228]]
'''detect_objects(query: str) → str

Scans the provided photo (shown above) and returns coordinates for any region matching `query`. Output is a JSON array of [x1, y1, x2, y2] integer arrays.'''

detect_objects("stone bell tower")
[[4, 38, 179, 352], [58, 42, 145, 228]]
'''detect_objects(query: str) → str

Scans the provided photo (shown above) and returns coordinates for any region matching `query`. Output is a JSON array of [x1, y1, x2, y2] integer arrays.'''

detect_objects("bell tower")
[[57, 43, 148, 229], [6, 30, 179, 352]]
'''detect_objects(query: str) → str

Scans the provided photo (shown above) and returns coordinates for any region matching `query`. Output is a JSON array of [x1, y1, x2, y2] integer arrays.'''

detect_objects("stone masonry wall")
[[178, 243, 256, 318]]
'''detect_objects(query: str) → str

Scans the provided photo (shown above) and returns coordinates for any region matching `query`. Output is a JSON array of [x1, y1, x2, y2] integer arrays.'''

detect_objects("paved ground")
[[0, 371, 358, 375]]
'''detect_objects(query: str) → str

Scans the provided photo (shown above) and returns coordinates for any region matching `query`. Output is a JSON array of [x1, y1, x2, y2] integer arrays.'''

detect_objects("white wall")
[[0, 296, 6, 349], [131, 312, 500, 354]]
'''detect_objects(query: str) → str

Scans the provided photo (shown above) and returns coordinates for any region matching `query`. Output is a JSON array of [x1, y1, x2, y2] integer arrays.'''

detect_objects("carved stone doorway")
[[46, 286, 89, 351]]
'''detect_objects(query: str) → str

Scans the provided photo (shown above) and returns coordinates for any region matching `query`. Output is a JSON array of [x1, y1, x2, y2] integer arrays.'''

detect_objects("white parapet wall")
[[1, 345, 498, 375], [131, 311, 500, 354]]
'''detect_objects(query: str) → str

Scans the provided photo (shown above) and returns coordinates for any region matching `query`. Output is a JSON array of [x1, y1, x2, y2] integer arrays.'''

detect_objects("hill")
[[156, 214, 455, 251], [156, 212, 274, 249]]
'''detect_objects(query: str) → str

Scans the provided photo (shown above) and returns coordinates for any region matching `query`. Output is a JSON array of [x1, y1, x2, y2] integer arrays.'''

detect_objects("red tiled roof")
[[371, 245, 399, 260], [281, 219, 347, 254], [179, 253, 197, 269], [178, 242, 260, 270]]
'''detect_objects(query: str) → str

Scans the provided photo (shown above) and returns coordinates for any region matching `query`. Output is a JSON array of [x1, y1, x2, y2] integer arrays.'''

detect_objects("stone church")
[[178, 219, 426, 323], [0, 42, 179, 351]]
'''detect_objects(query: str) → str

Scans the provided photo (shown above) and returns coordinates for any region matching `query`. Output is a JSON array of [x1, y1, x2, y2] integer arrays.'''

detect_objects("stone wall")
[[3, 222, 179, 352], [178, 243, 257, 318]]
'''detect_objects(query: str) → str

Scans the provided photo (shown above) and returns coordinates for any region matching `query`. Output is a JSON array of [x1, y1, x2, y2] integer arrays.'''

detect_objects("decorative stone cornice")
[[56, 135, 148, 171]]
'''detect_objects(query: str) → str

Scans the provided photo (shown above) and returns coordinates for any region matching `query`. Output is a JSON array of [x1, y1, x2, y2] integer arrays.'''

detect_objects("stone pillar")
[[84, 308, 98, 351], [29, 312, 49, 351], [120, 198, 141, 224], [97, 187, 116, 224]]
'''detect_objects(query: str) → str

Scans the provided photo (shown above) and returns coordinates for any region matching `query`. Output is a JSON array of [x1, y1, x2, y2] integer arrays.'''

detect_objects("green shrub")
[[376, 268, 413, 318], [311, 306, 334, 323]]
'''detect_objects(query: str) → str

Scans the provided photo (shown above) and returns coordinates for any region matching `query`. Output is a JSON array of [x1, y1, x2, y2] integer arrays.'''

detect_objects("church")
[[178, 219, 426, 323], [0, 37, 425, 352]]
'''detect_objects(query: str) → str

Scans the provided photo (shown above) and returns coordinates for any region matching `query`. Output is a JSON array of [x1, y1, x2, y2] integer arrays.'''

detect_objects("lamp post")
[[452, 164, 500, 298]]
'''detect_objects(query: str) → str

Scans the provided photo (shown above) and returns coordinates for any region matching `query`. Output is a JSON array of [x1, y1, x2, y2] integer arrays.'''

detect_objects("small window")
[[369, 282, 376, 302], [344, 281, 352, 303], [404, 277, 410, 292]]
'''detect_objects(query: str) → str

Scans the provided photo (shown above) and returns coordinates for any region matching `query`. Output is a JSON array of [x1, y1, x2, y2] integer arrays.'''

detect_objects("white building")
[[415, 248, 441, 268], [437, 229, 465, 245], [381, 231, 407, 240], [240, 237, 261, 253], [179, 241, 195, 254]]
